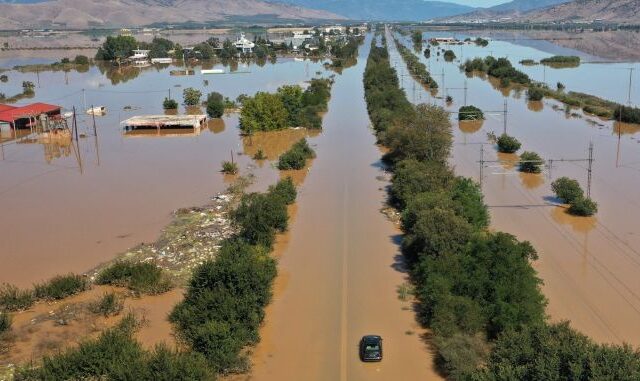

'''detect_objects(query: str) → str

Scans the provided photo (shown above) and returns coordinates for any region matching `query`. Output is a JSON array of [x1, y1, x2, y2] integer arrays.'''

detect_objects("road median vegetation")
[[364, 33, 639, 380]]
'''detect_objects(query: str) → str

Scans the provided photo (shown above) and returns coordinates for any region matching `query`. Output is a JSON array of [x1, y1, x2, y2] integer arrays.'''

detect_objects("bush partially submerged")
[[34, 274, 88, 301], [496, 134, 521, 153], [458, 105, 484, 121], [162, 97, 178, 110], [527, 86, 544, 101], [277, 138, 315, 170], [221, 161, 239, 174], [0, 311, 11, 334], [96, 261, 173, 295], [568, 197, 598, 216], [89, 292, 125, 317], [551, 177, 584, 204], [519, 151, 544, 173]]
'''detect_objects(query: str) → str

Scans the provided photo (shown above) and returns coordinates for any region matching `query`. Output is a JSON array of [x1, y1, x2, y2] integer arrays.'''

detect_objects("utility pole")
[[587, 141, 594, 198], [479, 144, 485, 188], [503, 99, 508, 135], [82, 89, 87, 112], [464, 79, 468, 106]]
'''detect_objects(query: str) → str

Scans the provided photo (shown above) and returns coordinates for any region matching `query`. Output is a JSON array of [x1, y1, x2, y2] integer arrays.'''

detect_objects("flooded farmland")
[[390, 29, 640, 346], [0, 57, 331, 288]]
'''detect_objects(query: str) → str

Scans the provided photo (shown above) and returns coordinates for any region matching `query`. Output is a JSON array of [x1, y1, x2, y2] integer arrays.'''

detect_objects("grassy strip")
[[170, 177, 297, 374], [365, 33, 640, 380], [16, 314, 214, 380], [1, 274, 88, 312], [392, 35, 438, 89], [95, 261, 174, 295]]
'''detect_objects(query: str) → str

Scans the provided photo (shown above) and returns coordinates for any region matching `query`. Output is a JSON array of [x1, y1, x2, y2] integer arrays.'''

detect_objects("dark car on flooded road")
[[360, 335, 383, 362]]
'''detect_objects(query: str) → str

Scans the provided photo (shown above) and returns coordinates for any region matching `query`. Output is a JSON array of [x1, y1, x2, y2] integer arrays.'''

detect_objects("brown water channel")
[[390, 30, 640, 346], [243, 35, 441, 381], [0, 57, 330, 287]]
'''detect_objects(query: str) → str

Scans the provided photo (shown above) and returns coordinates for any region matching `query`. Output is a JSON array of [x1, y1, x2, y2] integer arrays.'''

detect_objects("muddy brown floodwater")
[[391, 31, 640, 347], [239, 36, 441, 381], [0, 56, 330, 288]]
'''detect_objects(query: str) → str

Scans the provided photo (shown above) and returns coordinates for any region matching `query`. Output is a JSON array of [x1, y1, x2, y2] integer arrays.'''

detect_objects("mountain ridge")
[[0, 0, 344, 29], [276, 0, 476, 21]]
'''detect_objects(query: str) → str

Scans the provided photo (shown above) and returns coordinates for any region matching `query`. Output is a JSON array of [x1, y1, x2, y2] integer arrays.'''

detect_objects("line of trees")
[[393, 36, 438, 89], [239, 78, 332, 133], [363, 35, 639, 380], [463, 55, 640, 124], [169, 177, 297, 373]]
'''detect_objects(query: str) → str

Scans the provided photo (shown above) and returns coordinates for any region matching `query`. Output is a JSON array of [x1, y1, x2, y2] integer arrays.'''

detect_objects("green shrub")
[[527, 87, 544, 101], [89, 292, 124, 317], [170, 240, 278, 373], [16, 314, 213, 380], [474, 322, 640, 380], [253, 149, 266, 160], [390, 159, 454, 208], [277, 138, 315, 170], [162, 97, 178, 110], [34, 274, 88, 300], [568, 197, 598, 216], [233, 193, 288, 248], [496, 133, 521, 153], [206, 92, 225, 118], [474, 37, 489, 47], [240, 92, 289, 133], [0, 284, 34, 311], [519, 59, 537, 66], [458, 105, 484, 121], [434, 333, 489, 379], [613, 105, 640, 124], [221, 161, 238, 174], [0, 311, 10, 334], [541, 55, 580, 67], [182, 87, 202, 106], [74, 55, 89, 65], [268, 177, 297, 205], [96, 262, 173, 295], [519, 151, 544, 173], [443, 50, 456, 62], [551, 177, 584, 204]]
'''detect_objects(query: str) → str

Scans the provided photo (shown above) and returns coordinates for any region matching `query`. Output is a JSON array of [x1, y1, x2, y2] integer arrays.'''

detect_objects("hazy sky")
[[444, 0, 510, 7]]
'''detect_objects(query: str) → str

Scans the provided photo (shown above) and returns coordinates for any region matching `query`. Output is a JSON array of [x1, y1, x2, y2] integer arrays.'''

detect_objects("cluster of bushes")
[[458, 105, 484, 121], [95, 261, 173, 295], [411, 30, 423, 47], [393, 36, 438, 89], [183, 87, 202, 106], [170, 178, 297, 373], [551, 177, 598, 216], [162, 97, 178, 110], [540, 55, 581, 67], [614, 105, 640, 124], [519, 151, 545, 173], [474, 37, 489, 47], [277, 138, 315, 170], [364, 38, 635, 380], [527, 86, 544, 101], [16, 314, 214, 380], [443, 50, 456, 62], [462, 56, 530, 86], [0, 274, 88, 312], [240, 78, 332, 132], [496, 133, 521, 153]]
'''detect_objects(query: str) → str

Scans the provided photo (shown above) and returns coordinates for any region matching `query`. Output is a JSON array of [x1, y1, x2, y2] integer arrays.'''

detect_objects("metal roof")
[[0, 102, 61, 123]]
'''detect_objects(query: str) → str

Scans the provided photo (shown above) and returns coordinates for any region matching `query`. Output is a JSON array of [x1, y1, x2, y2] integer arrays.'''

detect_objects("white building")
[[129, 49, 150, 64], [235, 33, 255, 53]]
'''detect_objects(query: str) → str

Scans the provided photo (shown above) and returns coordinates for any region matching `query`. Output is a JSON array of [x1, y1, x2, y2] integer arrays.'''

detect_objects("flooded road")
[[0, 57, 330, 287], [390, 31, 640, 346], [244, 36, 441, 380]]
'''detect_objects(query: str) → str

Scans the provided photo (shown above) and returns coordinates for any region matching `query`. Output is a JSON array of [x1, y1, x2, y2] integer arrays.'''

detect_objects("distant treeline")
[[463, 55, 640, 124], [392, 36, 438, 89], [363, 33, 640, 380]]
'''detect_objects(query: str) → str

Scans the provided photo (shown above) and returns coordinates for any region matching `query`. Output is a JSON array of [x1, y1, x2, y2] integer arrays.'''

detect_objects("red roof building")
[[0, 103, 62, 128]]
